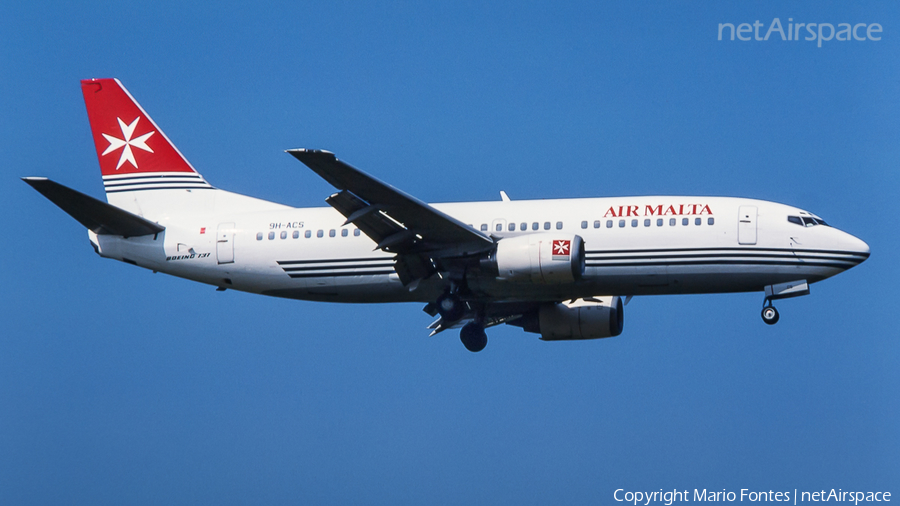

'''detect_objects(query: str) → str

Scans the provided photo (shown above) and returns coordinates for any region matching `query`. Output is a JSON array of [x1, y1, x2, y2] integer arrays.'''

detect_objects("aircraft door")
[[216, 222, 235, 264], [738, 206, 757, 245]]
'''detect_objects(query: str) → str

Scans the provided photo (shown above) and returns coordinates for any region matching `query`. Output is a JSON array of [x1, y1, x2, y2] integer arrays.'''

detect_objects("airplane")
[[23, 78, 870, 352]]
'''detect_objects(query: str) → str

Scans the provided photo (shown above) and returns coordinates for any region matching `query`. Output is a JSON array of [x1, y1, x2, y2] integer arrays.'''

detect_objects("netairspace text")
[[717, 18, 882, 47]]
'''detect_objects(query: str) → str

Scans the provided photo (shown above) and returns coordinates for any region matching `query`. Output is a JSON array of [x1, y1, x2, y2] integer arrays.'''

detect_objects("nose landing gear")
[[759, 280, 809, 325], [761, 302, 780, 325]]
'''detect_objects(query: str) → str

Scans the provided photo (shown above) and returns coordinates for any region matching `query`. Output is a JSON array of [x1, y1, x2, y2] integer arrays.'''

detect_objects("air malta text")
[[603, 204, 714, 218]]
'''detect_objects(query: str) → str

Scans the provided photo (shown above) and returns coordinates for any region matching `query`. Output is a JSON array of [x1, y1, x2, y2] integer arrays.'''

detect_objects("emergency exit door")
[[738, 206, 757, 245]]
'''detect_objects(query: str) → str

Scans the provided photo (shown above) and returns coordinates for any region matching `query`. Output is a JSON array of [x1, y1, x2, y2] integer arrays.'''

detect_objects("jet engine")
[[482, 233, 585, 284], [511, 297, 624, 340]]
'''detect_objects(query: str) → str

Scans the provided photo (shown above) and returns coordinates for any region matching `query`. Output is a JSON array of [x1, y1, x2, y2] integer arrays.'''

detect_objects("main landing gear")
[[436, 292, 465, 322], [429, 278, 488, 352], [459, 322, 487, 352], [435, 288, 488, 353]]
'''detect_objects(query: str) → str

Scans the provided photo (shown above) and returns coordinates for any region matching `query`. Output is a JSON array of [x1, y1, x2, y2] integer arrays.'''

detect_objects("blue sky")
[[1, 1, 897, 504]]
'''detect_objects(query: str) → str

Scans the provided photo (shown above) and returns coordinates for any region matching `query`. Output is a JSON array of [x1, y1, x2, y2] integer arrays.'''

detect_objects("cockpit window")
[[789, 215, 829, 227]]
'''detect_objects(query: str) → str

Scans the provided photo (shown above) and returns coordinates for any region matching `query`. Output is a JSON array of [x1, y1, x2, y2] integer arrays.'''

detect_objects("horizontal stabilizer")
[[22, 177, 165, 237]]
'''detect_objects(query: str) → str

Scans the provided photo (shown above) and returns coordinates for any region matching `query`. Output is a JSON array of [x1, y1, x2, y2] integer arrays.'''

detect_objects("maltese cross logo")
[[101, 117, 155, 170], [552, 239, 571, 258]]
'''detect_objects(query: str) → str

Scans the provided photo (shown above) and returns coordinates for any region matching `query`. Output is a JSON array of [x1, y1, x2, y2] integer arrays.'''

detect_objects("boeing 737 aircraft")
[[24, 79, 870, 351]]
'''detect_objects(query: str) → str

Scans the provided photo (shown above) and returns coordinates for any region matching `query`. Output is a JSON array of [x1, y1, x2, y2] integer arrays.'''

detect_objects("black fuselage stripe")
[[585, 252, 865, 263], [277, 258, 395, 265], [586, 259, 855, 268], [104, 180, 209, 187], [104, 181, 209, 190], [288, 270, 395, 278], [105, 186, 216, 193], [585, 247, 868, 257], [282, 264, 394, 272]]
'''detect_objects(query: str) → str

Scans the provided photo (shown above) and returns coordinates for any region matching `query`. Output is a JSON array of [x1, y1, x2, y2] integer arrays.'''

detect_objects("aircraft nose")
[[849, 234, 869, 257], [838, 230, 870, 267]]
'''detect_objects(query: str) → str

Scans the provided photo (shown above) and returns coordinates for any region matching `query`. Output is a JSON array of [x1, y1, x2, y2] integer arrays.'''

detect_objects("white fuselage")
[[91, 190, 870, 304]]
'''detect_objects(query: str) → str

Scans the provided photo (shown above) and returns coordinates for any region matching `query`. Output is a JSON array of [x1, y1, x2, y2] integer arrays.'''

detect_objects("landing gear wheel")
[[761, 306, 779, 325], [436, 292, 464, 322], [460, 322, 487, 353]]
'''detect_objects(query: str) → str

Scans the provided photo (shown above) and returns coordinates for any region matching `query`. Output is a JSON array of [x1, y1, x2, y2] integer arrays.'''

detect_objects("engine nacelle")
[[484, 233, 585, 284], [530, 297, 624, 340]]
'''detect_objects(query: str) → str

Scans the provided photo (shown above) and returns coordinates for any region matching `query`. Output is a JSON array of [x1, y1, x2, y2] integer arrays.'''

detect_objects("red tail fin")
[[81, 79, 212, 196], [81, 79, 197, 175]]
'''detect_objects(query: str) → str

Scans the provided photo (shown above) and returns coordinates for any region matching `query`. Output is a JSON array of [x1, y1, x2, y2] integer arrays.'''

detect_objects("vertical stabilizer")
[[81, 79, 213, 198]]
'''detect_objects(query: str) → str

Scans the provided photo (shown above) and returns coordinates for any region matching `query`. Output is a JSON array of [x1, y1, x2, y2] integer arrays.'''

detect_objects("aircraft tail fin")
[[80, 78, 213, 197], [22, 177, 165, 237]]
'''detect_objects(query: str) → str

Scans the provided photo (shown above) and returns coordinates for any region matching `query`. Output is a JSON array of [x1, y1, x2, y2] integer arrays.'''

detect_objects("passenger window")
[[606, 220, 613, 228], [556, 221, 563, 230], [581, 221, 588, 229], [280, 231, 287, 239], [293, 230, 300, 239], [594, 220, 601, 229], [631, 219, 638, 227], [695, 217, 701, 225], [268, 232, 275, 240], [618, 220, 625, 228], [480, 224, 488, 232], [354, 229, 361, 236], [496, 223, 503, 232], [644, 219, 650, 227], [669, 218, 676, 226], [328, 229, 335, 237], [543, 222, 551, 230], [657, 218, 663, 226], [305, 230, 312, 238], [708, 218, 715, 225], [256, 232, 263, 241], [520, 223, 527, 231], [316, 230, 323, 238], [342, 229, 348, 237], [682, 218, 689, 226], [508, 223, 516, 232]]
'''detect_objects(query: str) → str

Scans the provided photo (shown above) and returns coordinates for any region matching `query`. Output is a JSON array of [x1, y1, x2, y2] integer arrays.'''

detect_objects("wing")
[[287, 149, 494, 282]]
